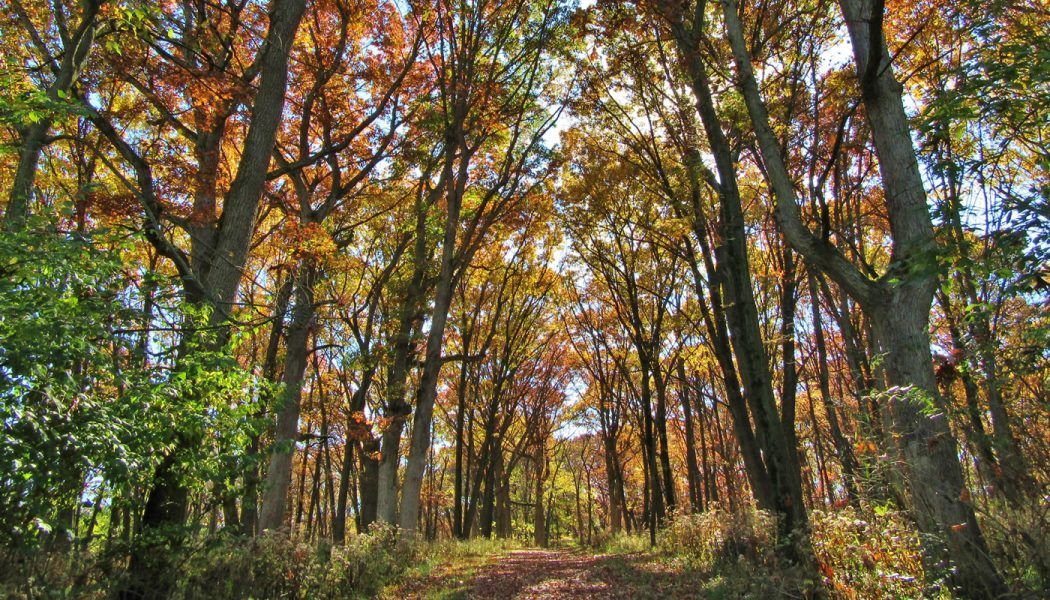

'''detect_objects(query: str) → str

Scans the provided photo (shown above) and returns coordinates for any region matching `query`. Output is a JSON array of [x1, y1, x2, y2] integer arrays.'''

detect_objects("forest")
[[0, 0, 1047, 598]]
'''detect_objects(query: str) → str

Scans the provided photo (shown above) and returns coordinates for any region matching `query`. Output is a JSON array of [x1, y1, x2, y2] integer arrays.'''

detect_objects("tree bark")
[[662, 8, 810, 558], [375, 201, 430, 524]]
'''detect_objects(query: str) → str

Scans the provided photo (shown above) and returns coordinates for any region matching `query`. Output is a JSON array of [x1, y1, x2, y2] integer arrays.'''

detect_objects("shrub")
[[978, 498, 1050, 593], [656, 506, 933, 598], [809, 507, 926, 598], [657, 506, 778, 569]]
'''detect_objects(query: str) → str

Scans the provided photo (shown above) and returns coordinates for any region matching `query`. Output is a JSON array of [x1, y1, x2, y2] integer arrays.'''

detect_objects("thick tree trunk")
[[6, 122, 49, 230], [358, 439, 380, 530], [869, 305, 1005, 597], [602, 420, 623, 533], [637, 359, 663, 544], [120, 3, 306, 596], [496, 473, 512, 539]]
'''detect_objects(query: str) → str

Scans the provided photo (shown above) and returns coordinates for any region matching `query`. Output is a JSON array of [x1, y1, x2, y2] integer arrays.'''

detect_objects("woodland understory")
[[0, 0, 1047, 598]]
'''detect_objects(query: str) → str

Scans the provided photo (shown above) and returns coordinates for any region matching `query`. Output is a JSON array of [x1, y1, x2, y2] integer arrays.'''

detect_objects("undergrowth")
[[0, 524, 531, 600], [588, 505, 1048, 598]]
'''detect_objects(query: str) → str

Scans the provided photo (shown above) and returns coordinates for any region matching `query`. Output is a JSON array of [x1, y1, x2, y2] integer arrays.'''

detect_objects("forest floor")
[[382, 546, 723, 599]]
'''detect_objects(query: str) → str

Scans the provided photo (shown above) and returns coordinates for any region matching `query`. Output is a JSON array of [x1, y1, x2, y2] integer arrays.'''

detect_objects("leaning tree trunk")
[[713, 0, 1007, 593], [868, 300, 1005, 596]]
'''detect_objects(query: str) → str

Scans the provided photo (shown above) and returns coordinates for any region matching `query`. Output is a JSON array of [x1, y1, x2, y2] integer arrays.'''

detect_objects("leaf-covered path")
[[387, 548, 711, 599]]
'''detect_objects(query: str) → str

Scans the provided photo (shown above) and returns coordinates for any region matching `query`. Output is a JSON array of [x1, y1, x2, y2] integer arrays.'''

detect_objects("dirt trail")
[[392, 548, 705, 599]]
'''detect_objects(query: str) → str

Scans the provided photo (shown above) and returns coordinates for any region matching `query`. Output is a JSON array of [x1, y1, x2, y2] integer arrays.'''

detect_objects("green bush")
[[0, 223, 141, 551], [176, 525, 415, 599]]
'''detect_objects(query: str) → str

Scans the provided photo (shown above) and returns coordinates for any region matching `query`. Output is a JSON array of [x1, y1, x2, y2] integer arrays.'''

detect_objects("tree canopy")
[[0, 0, 1047, 598]]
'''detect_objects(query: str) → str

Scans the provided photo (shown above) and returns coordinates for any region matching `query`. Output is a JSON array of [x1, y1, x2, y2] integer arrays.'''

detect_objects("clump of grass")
[[424, 535, 522, 562], [588, 531, 652, 555], [977, 497, 1050, 593]]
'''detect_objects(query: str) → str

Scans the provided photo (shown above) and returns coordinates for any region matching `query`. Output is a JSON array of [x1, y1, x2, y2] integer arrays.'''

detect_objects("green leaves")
[[0, 218, 137, 549]]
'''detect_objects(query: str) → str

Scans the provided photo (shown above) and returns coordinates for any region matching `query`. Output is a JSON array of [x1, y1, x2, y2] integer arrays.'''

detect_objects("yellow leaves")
[[652, 216, 692, 240], [281, 220, 341, 268]]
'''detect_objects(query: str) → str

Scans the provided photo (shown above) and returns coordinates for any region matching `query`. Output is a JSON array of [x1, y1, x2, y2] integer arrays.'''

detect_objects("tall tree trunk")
[[709, 0, 1005, 591], [664, 12, 809, 554], [334, 367, 374, 542], [637, 357, 663, 544], [653, 364, 677, 514], [778, 246, 801, 478], [242, 274, 294, 536], [808, 273, 861, 505], [869, 305, 1005, 596], [397, 177, 462, 536], [697, 385, 717, 507], [258, 268, 316, 531], [602, 420, 623, 533], [533, 445, 547, 548], [358, 439, 380, 530], [452, 357, 471, 538], [479, 446, 496, 539], [375, 203, 429, 524], [677, 362, 703, 513]]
